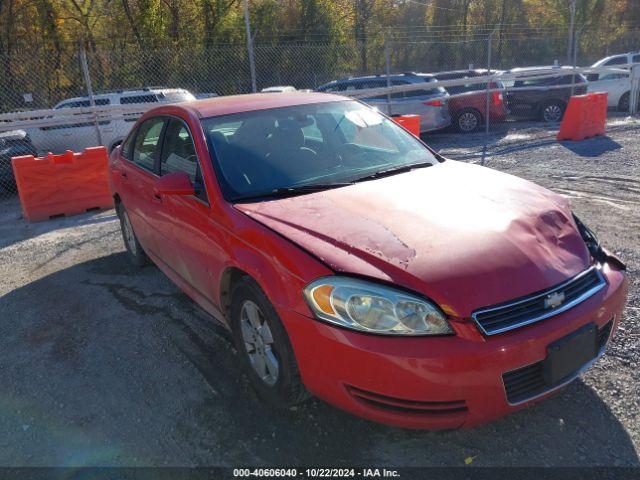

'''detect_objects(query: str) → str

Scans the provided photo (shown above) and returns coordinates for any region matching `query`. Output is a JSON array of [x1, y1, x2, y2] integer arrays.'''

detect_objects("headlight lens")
[[303, 277, 453, 335]]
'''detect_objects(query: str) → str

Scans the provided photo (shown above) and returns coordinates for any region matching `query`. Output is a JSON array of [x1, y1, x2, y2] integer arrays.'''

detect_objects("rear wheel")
[[230, 276, 308, 409], [540, 100, 565, 123], [454, 108, 482, 133], [117, 203, 148, 267], [618, 92, 631, 112]]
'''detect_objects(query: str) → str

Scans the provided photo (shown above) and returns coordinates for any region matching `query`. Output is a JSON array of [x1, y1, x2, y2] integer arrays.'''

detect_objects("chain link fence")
[[0, 30, 639, 199]]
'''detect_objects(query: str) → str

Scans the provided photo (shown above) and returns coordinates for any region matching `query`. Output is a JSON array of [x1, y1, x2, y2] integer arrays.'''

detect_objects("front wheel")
[[230, 276, 309, 409], [540, 101, 565, 123]]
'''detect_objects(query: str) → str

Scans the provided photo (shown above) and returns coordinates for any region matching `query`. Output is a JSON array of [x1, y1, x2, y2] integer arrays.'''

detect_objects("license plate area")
[[543, 323, 598, 385]]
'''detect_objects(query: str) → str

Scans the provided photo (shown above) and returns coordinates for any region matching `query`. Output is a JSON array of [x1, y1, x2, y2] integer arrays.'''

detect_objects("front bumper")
[[279, 261, 627, 429]]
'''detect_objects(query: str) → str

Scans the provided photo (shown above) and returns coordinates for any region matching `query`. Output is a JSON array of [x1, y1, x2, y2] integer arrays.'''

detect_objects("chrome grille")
[[472, 267, 606, 335]]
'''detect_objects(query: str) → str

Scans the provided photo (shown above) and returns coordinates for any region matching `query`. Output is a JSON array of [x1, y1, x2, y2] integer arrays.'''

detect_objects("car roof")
[[508, 65, 575, 72], [327, 73, 433, 84], [432, 69, 490, 77], [56, 88, 191, 104], [179, 92, 349, 119]]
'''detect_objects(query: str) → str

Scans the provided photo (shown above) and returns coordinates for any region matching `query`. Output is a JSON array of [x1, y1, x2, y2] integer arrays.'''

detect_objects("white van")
[[28, 87, 195, 154]]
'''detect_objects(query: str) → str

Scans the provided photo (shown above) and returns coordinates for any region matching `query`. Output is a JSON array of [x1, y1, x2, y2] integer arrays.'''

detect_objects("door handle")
[[120, 170, 128, 179], [152, 193, 162, 204]]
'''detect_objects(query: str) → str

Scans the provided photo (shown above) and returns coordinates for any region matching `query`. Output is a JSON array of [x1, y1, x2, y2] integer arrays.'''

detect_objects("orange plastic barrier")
[[557, 92, 608, 141], [391, 114, 421, 137], [11, 147, 113, 222]]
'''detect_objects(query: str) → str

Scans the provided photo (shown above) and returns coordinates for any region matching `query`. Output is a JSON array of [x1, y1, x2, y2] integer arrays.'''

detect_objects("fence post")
[[566, 0, 576, 65], [571, 28, 582, 97], [485, 28, 497, 137], [384, 39, 392, 116], [243, 0, 257, 93], [482, 27, 498, 166], [79, 45, 103, 147], [630, 64, 640, 116]]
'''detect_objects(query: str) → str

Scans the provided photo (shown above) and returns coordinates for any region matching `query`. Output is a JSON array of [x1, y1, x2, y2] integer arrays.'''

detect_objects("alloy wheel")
[[458, 112, 479, 132], [543, 104, 563, 122], [240, 300, 279, 386]]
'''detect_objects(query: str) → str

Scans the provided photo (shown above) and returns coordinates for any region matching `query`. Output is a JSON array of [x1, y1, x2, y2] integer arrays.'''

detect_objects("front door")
[[154, 117, 215, 301]]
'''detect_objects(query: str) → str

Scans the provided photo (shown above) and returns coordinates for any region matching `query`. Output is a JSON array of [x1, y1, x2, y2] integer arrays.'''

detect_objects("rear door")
[[119, 116, 166, 256], [508, 76, 555, 117]]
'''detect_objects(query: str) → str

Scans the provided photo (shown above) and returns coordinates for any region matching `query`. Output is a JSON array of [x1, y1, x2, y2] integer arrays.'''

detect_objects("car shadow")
[[559, 136, 623, 157], [1, 253, 637, 467]]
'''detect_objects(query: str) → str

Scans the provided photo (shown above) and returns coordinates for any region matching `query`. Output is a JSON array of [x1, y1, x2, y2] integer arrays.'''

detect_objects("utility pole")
[[243, 0, 257, 93], [566, 0, 576, 65]]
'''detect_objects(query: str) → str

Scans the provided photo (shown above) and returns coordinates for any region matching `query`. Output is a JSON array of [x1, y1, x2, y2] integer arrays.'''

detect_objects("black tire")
[[230, 276, 309, 409], [117, 203, 148, 267], [540, 100, 566, 123], [618, 92, 630, 112], [454, 108, 482, 133]]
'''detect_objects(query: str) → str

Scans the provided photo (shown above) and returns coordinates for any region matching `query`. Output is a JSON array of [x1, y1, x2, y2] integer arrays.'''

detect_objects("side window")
[[633, 55, 640, 63], [121, 94, 158, 104], [47, 98, 110, 129], [120, 129, 136, 160], [132, 118, 164, 173], [517, 76, 555, 87], [605, 56, 627, 66], [161, 119, 207, 201]]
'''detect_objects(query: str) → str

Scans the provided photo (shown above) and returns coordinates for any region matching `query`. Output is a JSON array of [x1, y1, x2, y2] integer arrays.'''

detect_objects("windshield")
[[202, 100, 439, 201]]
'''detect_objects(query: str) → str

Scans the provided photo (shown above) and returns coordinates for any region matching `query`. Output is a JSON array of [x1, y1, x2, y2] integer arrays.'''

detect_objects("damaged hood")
[[236, 160, 590, 317]]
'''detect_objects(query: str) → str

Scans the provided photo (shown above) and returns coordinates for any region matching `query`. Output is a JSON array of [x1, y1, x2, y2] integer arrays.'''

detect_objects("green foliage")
[[0, 0, 637, 111]]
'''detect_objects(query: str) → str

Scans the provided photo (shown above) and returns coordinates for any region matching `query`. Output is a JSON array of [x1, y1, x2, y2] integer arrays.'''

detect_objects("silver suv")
[[316, 73, 451, 132], [28, 87, 195, 154]]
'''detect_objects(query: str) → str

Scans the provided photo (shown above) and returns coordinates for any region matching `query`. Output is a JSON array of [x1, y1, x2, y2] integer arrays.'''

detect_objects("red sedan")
[[108, 92, 627, 430], [433, 70, 507, 133]]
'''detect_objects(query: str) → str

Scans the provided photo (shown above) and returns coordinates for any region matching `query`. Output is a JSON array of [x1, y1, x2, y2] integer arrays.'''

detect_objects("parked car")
[[109, 92, 627, 430], [591, 51, 640, 69], [194, 92, 219, 100], [261, 86, 297, 93], [432, 69, 507, 133], [586, 69, 637, 111], [0, 129, 37, 190], [502, 66, 588, 122], [316, 73, 451, 132], [28, 87, 195, 154]]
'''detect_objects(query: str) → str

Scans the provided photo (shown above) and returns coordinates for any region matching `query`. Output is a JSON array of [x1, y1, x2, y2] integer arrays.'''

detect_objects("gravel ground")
[[0, 118, 638, 467]]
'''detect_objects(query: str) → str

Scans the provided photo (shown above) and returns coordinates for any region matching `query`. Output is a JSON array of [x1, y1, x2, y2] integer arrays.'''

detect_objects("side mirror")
[[154, 172, 195, 197]]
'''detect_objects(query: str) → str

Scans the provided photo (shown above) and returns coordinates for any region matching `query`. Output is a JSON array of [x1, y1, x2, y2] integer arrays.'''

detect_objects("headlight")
[[303, 277, 453, 335]]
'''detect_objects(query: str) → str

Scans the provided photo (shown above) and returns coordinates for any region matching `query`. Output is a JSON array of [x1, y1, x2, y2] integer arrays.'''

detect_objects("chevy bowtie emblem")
[[544, 291, 565, 309]]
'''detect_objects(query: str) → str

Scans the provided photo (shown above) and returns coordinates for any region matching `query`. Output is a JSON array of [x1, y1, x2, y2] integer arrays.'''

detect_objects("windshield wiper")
[[351, 162, 433, 183], [272, 182, 353, 194], [233, 182, 353, 202]]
